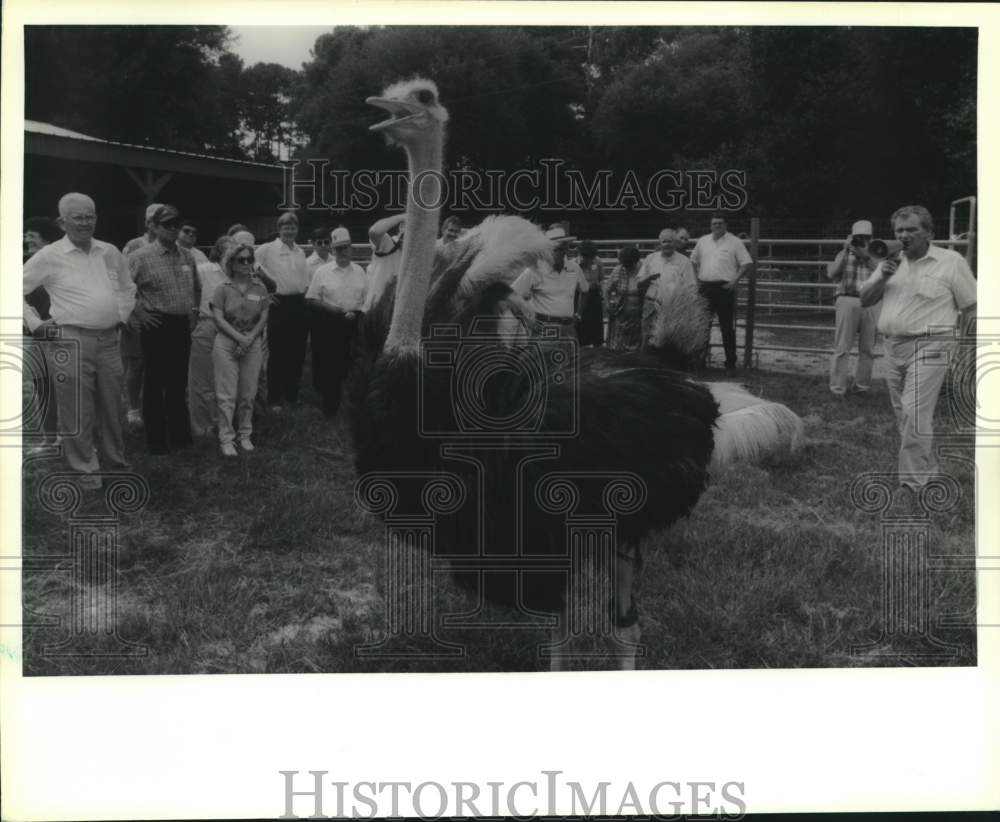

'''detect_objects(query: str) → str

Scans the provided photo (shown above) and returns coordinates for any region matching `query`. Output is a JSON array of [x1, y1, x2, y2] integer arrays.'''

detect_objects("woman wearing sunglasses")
[[211, 243, 270, 456]]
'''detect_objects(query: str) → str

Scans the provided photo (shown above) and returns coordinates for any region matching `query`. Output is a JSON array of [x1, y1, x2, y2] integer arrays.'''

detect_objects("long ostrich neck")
[[384, 132, 443, 354]]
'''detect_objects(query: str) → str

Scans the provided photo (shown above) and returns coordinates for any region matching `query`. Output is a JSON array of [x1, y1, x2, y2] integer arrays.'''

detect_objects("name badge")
[[247, 294, 262, 302]]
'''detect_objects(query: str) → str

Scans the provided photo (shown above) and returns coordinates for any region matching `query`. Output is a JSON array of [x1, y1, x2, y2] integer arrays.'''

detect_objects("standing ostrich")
[[351, 78, 801, 670]]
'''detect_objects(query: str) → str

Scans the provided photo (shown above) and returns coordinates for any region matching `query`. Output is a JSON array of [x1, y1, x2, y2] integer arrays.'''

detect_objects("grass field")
[[20, 365, 977, 675]]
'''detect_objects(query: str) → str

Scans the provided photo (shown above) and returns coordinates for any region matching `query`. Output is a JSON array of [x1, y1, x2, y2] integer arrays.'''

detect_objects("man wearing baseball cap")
[[826, 218, 880, 395], [306, 226, 368, 417], [128, 204, 201, 453], [120, 202, 164, 426]]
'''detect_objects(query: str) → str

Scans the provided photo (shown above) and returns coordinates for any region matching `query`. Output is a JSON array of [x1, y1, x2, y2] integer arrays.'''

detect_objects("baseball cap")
[[545, 226, 577, 245], [330, 226, 352, 248], [153, 205, 183, 226]]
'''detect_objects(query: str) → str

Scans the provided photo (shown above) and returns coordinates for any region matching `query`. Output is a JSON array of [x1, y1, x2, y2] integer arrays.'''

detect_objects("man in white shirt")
[[254, 211, 309, 410], [306, 226, 368, 417], [860, 205, 977, 492], [511, 226, 589, 338], [23, 192, 136, 490], [690, 214, 752, 374]]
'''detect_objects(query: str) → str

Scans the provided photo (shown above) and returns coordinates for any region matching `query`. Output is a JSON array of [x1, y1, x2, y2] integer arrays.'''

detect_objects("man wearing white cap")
[[826, 219, 881, 395], [512, 225, 589, 338], [306, 226, 368, 417]]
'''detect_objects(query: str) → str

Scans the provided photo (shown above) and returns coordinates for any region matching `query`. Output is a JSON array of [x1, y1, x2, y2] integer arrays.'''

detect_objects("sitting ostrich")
[[350, 78, 801, 669]]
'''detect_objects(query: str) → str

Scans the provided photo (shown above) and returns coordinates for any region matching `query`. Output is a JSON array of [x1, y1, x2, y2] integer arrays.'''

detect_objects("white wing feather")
[[708, 382, 804, 471]]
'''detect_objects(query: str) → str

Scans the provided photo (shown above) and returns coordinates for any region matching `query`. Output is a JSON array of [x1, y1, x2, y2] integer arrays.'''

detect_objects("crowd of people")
[[22, 196, 976, 501], [22, 195, 378, 482]]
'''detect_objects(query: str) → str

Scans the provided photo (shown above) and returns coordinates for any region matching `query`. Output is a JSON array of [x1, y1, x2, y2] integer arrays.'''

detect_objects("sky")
[[228, 25, 334, 69]]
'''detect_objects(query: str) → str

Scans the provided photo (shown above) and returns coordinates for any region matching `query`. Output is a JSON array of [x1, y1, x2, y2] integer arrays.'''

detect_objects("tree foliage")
[[25, 25, 299, 162], [24, 25, 977, 228], [291, 26, 583, 172]]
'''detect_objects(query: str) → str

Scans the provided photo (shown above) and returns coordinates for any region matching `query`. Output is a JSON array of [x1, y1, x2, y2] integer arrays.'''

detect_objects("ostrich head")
[[367, 78, 449, 146], [366, 78, 448, 355]]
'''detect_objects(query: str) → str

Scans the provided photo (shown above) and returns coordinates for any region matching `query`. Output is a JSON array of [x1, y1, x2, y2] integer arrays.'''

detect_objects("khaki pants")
[[830, 296, 880, 393], [48, 325, 127, 488], [188, 316, 218, 437], [213, 334, 263, 445], [882, 334, 956, 489]]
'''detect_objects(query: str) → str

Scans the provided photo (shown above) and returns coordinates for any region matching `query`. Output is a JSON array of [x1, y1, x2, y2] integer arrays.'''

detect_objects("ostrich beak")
[[367, 97, 424, 132]]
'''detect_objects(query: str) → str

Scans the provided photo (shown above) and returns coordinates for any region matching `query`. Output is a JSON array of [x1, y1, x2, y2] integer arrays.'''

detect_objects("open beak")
[[366, 97, 424, 132]]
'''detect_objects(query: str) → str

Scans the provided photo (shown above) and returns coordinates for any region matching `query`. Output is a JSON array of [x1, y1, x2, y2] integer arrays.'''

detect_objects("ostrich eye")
[[416, 89, 434, 105]]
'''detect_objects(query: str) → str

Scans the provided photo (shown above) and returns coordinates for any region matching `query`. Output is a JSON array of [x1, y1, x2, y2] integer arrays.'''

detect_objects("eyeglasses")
[[234, 256, 254, 264], [314, 239, 331, 246], [160, 221, 182, 230]]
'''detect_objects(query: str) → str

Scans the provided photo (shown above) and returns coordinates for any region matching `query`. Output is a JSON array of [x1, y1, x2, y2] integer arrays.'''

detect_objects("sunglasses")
[[160, 220, 182, 230], [314, 239, 331, 246], [234, 255, 254, 264]]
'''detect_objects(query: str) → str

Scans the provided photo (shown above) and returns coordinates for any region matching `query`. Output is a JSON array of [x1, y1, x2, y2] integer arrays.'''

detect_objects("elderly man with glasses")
[[128, 204, 201, 454], [23, 192, 135, 490]]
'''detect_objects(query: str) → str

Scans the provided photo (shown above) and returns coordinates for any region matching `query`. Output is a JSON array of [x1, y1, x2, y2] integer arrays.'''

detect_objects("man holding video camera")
[[826, 219, 881, 395], [860, 205, 977, 493]]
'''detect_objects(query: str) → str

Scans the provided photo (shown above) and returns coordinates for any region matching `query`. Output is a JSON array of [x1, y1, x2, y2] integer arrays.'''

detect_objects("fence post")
[[743, 217, 759, 370]]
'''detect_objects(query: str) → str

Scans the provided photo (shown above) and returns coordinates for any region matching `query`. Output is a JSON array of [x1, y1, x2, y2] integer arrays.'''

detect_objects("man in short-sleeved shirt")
[[129, 204, 200, 453], [511, 226, 589, 338], [860, 205, 977, 492], [23, 192, 135, 489], [690, 214, 752, 373], [306, 227, 368, 417], [254, 212, 309, 409]]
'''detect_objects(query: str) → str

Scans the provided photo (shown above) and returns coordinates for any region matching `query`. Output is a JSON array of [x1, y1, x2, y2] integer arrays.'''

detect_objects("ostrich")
[[351, 78, 801, 670]]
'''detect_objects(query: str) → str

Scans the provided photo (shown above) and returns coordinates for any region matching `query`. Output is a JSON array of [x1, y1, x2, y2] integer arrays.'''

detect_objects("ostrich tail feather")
[[708, 383, 804, 471], [646, 282, 711, 369]]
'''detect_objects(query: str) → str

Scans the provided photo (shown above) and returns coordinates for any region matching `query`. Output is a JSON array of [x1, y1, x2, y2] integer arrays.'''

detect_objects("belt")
[[535, 313, 576, 324], [59, 324, 119, 335]]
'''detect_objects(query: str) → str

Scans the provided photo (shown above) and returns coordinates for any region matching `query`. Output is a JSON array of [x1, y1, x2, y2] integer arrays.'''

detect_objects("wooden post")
[[124, 168, 173, 233], [743, 217, 759, 370]]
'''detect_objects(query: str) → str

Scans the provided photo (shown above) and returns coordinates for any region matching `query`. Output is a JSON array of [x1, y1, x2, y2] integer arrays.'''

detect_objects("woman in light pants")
[[211, 243, 269, 457], [188, 236, 232, 437]]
